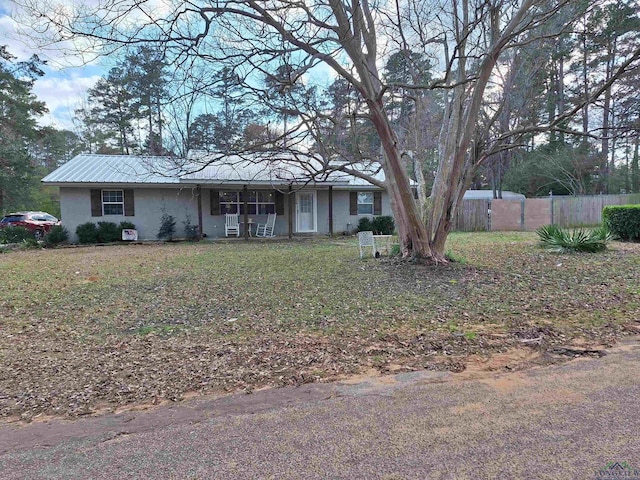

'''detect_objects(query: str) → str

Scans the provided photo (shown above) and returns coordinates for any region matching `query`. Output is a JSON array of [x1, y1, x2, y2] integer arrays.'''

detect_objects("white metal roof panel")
[[42, 154, 182, 184], [463, 190, 526, 200], [180, 154, 357, 185], [43, 153, 403, 188]]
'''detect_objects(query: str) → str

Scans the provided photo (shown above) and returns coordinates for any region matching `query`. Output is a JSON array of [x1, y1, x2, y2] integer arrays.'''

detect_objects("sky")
[[0, 0, 103, 129], [1, 0, 339, 133]]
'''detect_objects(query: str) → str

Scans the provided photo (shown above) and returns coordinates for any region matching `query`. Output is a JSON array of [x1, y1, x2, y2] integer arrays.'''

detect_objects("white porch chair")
[[358, 231, 377, 258], [255, 213, 277, 237], [225, 213, 240, 237]]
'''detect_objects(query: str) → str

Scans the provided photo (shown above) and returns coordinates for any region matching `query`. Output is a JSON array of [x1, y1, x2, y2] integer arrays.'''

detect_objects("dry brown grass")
[[1, 232, 639, 420]]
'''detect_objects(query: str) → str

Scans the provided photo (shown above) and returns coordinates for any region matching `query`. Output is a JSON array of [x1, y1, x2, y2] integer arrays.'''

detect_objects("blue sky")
[[1, 0, 339, 131], [0, 0, 103, 129]]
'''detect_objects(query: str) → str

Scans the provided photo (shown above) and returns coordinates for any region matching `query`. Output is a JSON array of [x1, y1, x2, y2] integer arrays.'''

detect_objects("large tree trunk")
[[367, 99, 433, 259], [426, 0, 532, 260]]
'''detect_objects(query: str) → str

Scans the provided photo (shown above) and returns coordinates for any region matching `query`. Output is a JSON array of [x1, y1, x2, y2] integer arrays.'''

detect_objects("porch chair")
[[225, 213, 240, 237], [358, 231, 377, 258], [255, 213, 277, 237]]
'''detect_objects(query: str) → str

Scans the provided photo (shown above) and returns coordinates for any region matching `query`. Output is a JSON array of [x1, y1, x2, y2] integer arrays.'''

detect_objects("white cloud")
[[1, 4, 103, 68], [0, 14, 37, 61], [2, 6, 105, 128], [32, 74, 101, 129]]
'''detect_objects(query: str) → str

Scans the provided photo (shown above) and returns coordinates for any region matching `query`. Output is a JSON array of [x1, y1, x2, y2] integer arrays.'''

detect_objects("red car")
[[0, 211, 61, 240]]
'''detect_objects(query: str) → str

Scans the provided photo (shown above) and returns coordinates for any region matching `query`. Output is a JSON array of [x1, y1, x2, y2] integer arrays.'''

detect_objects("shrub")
[[157, 213, 176, 240], [371, 216, 395, 235], [96, 222, 121, 243], [119, 221, 136, 230], [536, 224, 611, 253], [43, 225, 69, 247], [76, 222, 98, 244], [0, 226, 32, 244], [357, 217, 373, 232], [18, 237, 41, 250], [183, 215, 199, 241], [602, 205, 640, 241]]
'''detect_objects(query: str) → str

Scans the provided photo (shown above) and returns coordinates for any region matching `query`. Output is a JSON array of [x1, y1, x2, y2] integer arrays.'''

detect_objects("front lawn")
[[1, 233, 639, 419]]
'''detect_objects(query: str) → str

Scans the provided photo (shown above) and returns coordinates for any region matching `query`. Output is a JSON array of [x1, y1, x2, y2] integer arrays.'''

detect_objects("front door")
[[296, 191, 317, 233]]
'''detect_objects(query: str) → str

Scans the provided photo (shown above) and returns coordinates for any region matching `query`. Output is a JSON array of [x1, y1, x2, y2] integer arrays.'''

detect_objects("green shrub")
[[183, 215, 199, 241], [157, 213, 176, 240], [602, 205, 640, 241], [536, 224, 611, 253], [119, 221, 136, 230], [357, 217, 373, 232], [96, 222, 121, 243], [371, 216, 395, 235], [76, 222, 98, 244], [43, 225, 69, 247], [0, 226, 32, 244], [19, 237, 41, 250]]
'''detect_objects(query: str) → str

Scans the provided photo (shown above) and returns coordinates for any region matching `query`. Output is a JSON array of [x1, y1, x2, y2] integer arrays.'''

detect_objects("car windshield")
[[42, 214, 58, 222], [1, 215, 25, 223]]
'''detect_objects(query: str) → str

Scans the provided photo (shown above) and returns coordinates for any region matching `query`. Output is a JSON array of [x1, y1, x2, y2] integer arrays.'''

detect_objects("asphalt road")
[[1, 340, 639, 480]]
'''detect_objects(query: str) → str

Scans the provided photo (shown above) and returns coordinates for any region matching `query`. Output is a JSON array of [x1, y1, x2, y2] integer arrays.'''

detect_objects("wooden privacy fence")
[[452, 194, 640, 232], [454, 199, 490, 231], [552, 194, 640, 227]]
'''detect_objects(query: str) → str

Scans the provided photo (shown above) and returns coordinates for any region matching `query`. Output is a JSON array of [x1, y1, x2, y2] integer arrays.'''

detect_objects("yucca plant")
[[536, 224, 611, 253]]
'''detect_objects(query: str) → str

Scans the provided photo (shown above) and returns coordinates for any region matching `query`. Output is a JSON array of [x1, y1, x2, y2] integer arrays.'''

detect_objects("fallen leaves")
[[0, 235, 639, 420]]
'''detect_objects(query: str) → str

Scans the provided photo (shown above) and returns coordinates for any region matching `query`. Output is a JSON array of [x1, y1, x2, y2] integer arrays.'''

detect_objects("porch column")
[[288, 184, 293, 239], [196, 185, 203, 239], [328, 186, 334, 237], [243, 184, 249, 240]]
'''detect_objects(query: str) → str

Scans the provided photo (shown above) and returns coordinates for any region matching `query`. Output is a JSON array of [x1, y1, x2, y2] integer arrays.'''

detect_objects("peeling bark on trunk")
[[367, 100, 432, 259], [425, 0, 533, 261]]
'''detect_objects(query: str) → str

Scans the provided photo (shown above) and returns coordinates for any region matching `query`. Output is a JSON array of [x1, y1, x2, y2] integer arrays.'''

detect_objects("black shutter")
[[374, 191, 382, 215], [90, 189, 102, 217], [210, 190, 220, 215], [275, 191, 285, 215], [123, 189, 135, 216], [350, 192, 358, 215]]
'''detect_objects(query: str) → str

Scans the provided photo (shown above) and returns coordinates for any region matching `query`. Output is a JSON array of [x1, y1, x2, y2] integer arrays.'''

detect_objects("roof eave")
[[42, 181, 184, 188]]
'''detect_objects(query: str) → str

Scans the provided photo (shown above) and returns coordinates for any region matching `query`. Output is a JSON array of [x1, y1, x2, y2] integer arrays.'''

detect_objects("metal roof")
[[180, 155, 347, 185], [43, 154, 391, 187], [463, 190, 526, 200], [42, 155, 183, 185]]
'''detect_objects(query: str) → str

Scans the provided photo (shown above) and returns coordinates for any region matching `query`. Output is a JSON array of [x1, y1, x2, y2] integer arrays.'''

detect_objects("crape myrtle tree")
[[19, 0, 640, 261]]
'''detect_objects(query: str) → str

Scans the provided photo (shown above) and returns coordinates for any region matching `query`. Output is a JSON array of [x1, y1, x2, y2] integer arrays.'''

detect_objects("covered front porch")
[[193, 184, 353, 240]]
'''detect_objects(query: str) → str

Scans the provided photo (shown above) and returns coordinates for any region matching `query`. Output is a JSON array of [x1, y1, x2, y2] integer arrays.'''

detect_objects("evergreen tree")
[[0, 46, 47, 213], [86, 66, 138, 154], [125, 46, 168, 154]]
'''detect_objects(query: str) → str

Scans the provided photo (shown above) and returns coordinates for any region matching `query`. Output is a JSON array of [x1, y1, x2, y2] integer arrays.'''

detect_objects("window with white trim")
[[220, 190, 276, 215], [357, 192, 374, 215], [102, 190, 124, 215]]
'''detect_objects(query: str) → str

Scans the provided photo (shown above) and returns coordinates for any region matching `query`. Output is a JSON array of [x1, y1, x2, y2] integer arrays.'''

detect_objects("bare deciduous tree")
[[17, 0, 640, 261]]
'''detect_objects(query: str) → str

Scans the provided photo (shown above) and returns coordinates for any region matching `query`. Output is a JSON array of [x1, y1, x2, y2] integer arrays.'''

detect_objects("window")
[[357, 192, 374, 215], [220, 192, 239, 214], [102, 190, 124, 215], [220, 190, 276, 215], [1, 215, 25, 224]]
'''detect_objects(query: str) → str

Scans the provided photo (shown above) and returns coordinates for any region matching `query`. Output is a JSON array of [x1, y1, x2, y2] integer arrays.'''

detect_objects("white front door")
[[296, 191, 317, 232]]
